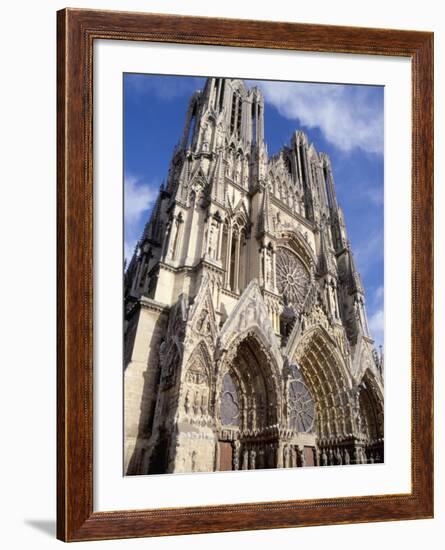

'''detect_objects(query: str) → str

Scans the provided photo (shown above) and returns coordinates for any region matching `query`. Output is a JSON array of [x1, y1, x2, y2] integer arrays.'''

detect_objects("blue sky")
[[124, 74, 384, 347]]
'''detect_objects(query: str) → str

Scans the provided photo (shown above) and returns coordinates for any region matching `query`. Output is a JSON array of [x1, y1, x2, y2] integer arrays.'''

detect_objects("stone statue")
[[321, 450, 328, 466], [202, 123, 212, 151], [242, 449, 249, 470], [249, 450, 256, 470]]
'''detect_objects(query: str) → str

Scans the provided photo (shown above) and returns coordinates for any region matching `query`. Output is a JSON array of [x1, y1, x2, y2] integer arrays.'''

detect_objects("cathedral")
[[124, 78, 384, 475]]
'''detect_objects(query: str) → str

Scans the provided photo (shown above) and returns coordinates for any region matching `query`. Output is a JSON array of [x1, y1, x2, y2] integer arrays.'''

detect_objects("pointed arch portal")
[[293, 327, 383, 465], [216, 333, 282, 471]]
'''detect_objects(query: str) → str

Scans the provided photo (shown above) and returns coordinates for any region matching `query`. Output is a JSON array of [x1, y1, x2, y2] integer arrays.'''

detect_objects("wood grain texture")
[[56, 8, 434, 542]]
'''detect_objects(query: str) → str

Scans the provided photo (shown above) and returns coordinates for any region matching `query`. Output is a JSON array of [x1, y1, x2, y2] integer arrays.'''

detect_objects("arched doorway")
[[293, 327, 356, 465], [216, 332, 281, 471], [356, 369, 384, 463]]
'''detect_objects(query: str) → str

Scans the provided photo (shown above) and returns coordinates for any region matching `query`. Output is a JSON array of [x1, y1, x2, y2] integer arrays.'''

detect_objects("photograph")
[[123, 75, 385, 475]]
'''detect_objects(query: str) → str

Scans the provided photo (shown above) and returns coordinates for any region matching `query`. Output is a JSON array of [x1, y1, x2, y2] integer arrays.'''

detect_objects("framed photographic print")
[[57, 8, 434, 542]]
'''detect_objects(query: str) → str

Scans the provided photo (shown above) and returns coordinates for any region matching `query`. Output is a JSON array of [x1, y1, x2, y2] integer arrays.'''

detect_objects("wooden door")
[[304, 446, 315, 467], [218, 442, 233, 471]]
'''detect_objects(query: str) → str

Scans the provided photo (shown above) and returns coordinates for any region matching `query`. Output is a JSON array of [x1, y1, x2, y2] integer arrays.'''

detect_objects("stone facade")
[[124, 78, 384, 475]]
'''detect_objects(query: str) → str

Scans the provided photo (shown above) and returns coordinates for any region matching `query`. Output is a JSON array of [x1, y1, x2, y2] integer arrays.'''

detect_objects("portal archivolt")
[[294, 327, 383, 465], [293, 327, 355, 464], [216, 332, 282, 470]]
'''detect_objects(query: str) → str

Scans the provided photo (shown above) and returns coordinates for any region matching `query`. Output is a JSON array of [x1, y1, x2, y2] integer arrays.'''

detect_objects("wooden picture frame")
[[57, 8, 434, 542]]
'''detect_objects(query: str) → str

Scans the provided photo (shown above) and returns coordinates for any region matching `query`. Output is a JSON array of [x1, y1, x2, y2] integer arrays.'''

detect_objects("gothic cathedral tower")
[[124, 78, 384, 475]]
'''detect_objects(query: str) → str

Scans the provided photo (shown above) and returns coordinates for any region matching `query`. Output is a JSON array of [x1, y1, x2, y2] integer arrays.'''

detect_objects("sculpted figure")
[[242, 449, 249, 470], [184, 391, 191, 414], [283, 445, 290, 468], [236, 157, 242, 183], [205, 123, 213, 149], [336, 449, 342, 465], [249, 450, 256, 470], [353, 448, 359, 464], [321, 450, 328, 466]]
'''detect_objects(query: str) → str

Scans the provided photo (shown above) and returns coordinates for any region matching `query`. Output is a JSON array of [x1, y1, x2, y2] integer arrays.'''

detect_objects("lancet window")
[[224, 218, 248, 294]]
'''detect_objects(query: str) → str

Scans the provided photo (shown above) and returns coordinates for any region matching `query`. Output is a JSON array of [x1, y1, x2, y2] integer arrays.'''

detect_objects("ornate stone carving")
[[185, 358, 208, 385], [219, 280, 281, 366]]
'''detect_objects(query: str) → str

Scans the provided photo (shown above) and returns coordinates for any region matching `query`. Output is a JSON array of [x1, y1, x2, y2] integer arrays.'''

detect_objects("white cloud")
[[373, 286, 384, 306], [125, 174, 158, 226], [369, 308, 384, 334], [253, 81, 383, 154], [124, 174, 158, 262], [353, 229, 384, 276], [368, 307, 384, 348], [368, 285, 384, 347], [124, 239, 137, 265]]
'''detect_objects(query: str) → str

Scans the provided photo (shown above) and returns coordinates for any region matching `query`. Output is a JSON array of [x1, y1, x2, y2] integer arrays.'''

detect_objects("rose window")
[[288, 380, 315, 432], [276, 248, 309, 311]]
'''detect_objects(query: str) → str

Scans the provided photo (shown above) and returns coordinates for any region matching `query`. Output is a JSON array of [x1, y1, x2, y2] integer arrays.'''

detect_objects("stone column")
[[224, 226, 233, 289], [214, 441, 220, 471], [209, 78, 216, 108], [234, 231, 241, 293], [202, 219, 210, 258], [217, 221, 223, 261], [233, 441, 241, 471], [275, 443, 283, 468], [260, 246, 266, 286], [325, 279, 333, 318], [272, 247, 277, 291]]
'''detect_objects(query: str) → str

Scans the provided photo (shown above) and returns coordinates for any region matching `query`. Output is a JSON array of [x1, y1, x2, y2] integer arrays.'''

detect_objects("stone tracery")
[[276, 247, 310, 312], [287, 365, 315, 433]]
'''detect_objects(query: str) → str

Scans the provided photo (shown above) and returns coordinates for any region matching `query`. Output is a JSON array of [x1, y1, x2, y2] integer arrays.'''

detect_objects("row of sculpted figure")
[[318, 445, 383, 466]]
